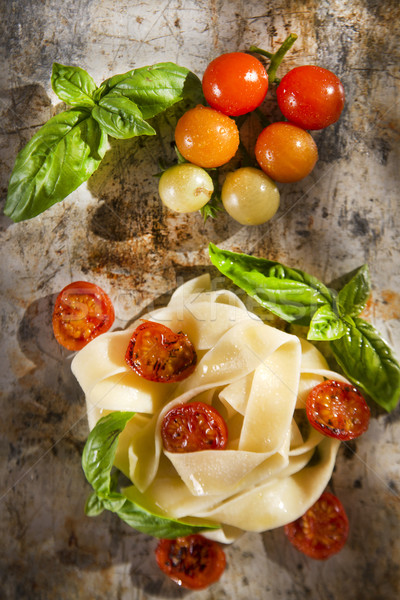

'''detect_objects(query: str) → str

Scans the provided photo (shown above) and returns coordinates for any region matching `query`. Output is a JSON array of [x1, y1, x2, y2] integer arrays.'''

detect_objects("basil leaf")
[[85, 491, 105, 517], [308, 304, 346, 341], [337, 264, 371, 317], [51, 63, 97, 108], [97, 62, 203, 120], [330, 317, 400, 411], [82, 411, 134, 496], [4, 109, 108, 222], [209, 244, 334, 325], [92, 91, 155, 139]]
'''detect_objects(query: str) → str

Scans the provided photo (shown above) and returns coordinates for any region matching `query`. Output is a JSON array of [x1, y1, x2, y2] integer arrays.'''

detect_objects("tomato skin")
[[306, 380, 370, 441], [155, 535, 226, 589], [161, 402, 228, 453], [255, 122, 318, 183], [202, 52, 268, 116], [277, 65, 345, 130], [284, 492, 349, 560], [52, 281, 115, 351], [125, 321, 196, 383], [174, 105, 239, 168]]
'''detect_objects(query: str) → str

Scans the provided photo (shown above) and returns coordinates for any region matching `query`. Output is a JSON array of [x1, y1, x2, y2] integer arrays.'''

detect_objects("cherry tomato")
[[306, 380, 370, 441], [202, 52, 268, 116], [277, 65, 345, 130], [52, 281, 115, 351], [158, 163, 214, 213], [284, 491, 349, 560], [255, 122, 318, 183], [174, 105, 239, 168], [125, 321, 196, 383], [161, 402, 228, 452], [155, 535, 226, 589]]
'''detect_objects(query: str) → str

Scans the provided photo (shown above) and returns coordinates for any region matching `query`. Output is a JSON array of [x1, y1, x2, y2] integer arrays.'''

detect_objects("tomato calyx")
[[155, 535, 226, 589], [161, 401, 228, 453]]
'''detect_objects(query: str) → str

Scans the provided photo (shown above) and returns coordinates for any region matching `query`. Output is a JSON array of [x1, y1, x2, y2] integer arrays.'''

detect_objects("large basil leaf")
[[4, 109, 108, 222], [209, 244, 334, 325], [308, 304, 346, 341], [96, 62, 203, 120], [337, 264, 370, 317], [92, 91, 155, 139], [51, 63, 97, 108], [330, 317, 400, 412]]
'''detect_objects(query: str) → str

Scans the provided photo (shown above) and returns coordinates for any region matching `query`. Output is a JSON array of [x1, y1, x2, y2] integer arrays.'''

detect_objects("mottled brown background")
[[1, 1, 399, 599]]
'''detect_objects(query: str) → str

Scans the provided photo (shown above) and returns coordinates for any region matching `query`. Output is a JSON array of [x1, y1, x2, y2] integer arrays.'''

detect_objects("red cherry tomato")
[[155, 535, 226, 590], [284, 491, 349, 560], [125, 321, 196, 383], [202, 52, 268, 116], [277, 65, 345, 130], [161, 402, 228, 453], [255, 121, 318, 183], [52, 281, 115, 351], [174, 105, 239, 168], [306, 380, 370, 441]]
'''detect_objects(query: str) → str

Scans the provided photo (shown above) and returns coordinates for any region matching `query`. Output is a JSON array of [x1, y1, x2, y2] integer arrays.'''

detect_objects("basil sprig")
[[209, 244, 400, 412], [82, 411, 218, 538], [5, 62, 202, 222]]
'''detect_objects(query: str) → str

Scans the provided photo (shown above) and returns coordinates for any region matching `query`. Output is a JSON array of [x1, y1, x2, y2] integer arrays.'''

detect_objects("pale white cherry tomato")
[[221, 167, 280, 225], [158, 163, 214, 213]]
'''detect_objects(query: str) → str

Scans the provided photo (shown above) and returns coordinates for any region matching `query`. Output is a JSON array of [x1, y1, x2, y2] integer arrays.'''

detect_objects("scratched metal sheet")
[[1, 0, 399, 598]]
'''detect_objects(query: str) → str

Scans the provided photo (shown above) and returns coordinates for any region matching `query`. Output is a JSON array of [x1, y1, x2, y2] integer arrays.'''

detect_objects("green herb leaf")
[[330, 317, 400, 412], [4, 109, 108, 222], [308, 304, 346, 341], [209, 244, 333, 325], [84, 491, 105, 517], [92, 91, 156, 139], [51, 63, 97, 108], [337, 264, 371, 317]]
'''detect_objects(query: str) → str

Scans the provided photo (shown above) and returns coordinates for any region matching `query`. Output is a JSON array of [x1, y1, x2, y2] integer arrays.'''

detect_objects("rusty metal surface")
[[1, 0, 400, 598]]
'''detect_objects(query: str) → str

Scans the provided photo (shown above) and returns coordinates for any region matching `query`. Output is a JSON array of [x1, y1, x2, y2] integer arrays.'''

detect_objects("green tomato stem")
[[249, 33, 298, 84]]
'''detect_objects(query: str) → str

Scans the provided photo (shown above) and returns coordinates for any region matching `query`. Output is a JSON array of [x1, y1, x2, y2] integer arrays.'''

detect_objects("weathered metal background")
[[1, 1, 399, 598]]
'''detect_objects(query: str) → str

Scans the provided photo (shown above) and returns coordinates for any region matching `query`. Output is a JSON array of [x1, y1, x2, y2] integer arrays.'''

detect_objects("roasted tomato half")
[[125, 321, 196, 383], [155, 535, 226, 589], [52, 281, 115, 351], [161, 401, 228, 453], [306, 380, 370, 441], [284, 491, 349, 560]]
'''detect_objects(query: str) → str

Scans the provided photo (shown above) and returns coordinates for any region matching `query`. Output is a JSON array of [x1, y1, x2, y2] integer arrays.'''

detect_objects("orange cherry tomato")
[[161, 402, 228, 453], [155, 535, 226, 590], [125, 321, 196, 383], [202, 52, 268, 116], [174, 105, 239, 168], [284, 491, 349, 560], [255, 121, 318, 183], [306, 380, 370, 441], [52, 281, 115, 351]]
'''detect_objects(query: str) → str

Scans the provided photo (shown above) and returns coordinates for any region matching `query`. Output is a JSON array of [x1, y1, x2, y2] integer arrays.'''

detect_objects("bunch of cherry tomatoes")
[[159, 43, 345, 225]]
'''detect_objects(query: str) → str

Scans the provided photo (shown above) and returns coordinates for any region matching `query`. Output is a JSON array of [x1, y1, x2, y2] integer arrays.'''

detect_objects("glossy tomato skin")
[[284, 492, 349, 560], [255, 122, 318, 183], [277, 65, 345, 130], [52, 281, 115, 351], [161, 401, 228, 452], [125, 321, 196, 383], [306, 380, 370, 440], [155, 535, 226, 589], [202, 52, 268, 116], [174, 105, 239, 168]]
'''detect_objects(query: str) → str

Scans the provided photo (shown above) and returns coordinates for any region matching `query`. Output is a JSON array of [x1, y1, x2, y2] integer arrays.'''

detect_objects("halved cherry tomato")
[[174, 105, 239, 168], [161, 402, 228, 452], [125, 321, 196, 383], [284, 491, 349, 560], [202, 52, 268, 116], [155, 535, 226, 589], [52, 281, 115, 351], [306, 380, 370, 441], [277, 65, 345, 130]]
